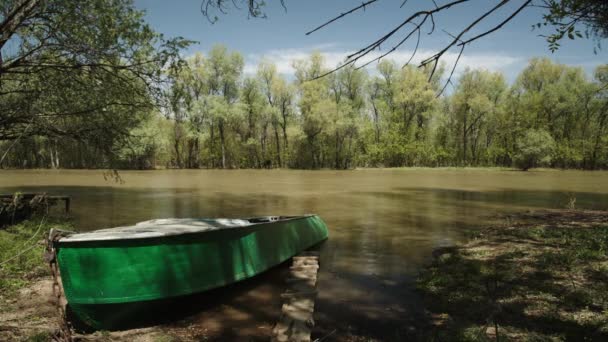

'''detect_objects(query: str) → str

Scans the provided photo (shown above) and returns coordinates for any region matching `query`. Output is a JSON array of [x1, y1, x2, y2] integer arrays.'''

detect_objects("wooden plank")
[[0, 193, 70, 213], [272, 252, 320, 342]]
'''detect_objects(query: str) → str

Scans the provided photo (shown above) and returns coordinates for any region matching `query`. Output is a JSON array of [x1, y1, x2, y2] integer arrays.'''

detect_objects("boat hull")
[[56, 215, 328, 329]]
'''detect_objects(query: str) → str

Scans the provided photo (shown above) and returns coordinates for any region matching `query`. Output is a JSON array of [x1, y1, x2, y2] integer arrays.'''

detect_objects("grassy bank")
[[0, 218, 73, 341], [0, 219, 70, 295], [417, 210, 608, 341]]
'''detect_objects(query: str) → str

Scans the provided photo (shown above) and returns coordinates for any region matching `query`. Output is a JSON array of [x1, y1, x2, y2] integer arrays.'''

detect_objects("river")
[[1, 169, 607, 339]]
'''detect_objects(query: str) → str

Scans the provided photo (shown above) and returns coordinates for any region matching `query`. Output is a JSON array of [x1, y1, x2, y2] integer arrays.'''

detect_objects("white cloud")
[[244, 46, 524, 80]]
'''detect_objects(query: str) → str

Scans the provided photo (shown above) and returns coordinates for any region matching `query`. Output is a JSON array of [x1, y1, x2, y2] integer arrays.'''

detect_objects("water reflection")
[[1, 169, 607, 340]]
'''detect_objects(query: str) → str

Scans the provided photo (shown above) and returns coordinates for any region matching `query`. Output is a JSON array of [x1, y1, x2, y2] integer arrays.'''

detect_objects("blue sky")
[[134, 0, 607, 82]]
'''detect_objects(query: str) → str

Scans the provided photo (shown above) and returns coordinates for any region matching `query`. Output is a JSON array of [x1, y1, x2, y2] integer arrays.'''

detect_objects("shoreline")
[[415, 209, 608, 341], [2, 210, 607, 340], [0, 167, 607, 173]]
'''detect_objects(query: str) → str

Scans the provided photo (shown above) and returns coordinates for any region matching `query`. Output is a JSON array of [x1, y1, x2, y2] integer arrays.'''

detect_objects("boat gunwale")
[[55, 214, 317, 246]]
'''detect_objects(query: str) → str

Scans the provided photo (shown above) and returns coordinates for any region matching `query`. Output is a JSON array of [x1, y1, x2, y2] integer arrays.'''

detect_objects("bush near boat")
[[0, 219, 66, 295], [0, 219, 72, 341], [416, 210, 608, 341]]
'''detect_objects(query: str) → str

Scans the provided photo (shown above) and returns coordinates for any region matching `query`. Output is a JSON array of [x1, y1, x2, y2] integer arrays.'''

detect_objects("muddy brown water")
[[1, 169, 607, 340]]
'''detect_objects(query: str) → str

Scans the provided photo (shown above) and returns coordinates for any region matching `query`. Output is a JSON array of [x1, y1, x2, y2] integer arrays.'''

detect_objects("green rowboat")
[[52, 215, 329, 329]]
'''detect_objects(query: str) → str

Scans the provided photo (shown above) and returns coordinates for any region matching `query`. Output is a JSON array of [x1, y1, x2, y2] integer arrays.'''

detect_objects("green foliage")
[[0, 219, 72, 295], [446, 69, 507, 166], [514, 129, 556, 170], [0, 0, 191, 167], [3, 51, 608, 170], [25, 332, 54, 342], [537, 0, 608, 52], [115, 112, 173, 169]]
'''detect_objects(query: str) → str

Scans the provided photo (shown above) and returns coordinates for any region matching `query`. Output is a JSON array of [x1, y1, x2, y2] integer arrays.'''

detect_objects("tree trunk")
[[309, 137, 315, 169], [261, 122, 268, 167], [51, 140, 60, 169], [209, 120, 216, 168], [372, 102, 380, 143], [173, 136, 181, 168], [193, 137, 199, 168], [282, 111, 289, 150], [334, 131, 341, 169], [219, 121, 226, 169], [591, 108, 607, 169], [462, 111, 468, 165], [274, 124, 281, 167]]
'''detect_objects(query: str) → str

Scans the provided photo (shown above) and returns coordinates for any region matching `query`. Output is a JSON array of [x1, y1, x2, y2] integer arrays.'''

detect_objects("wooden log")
[[272, 252, 320, 342], [0, 193, 70, 215]]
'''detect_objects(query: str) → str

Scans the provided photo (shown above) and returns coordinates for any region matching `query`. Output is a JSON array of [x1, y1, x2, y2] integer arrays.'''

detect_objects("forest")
[[2, 46, 607, 170]]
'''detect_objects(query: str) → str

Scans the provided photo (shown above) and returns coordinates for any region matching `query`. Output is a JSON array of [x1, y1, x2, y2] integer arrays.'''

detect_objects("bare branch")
[[437, 44, 464, 97], [305, 0, 380, 36], [458, 0, 533, 47], [0, 0, 41, 51], [403, 27, 421, 68], [309, 0, 471, 81], [355, 22, 421, 71]]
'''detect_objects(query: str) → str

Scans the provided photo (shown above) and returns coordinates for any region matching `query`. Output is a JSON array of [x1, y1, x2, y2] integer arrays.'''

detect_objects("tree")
[[375, 64, 440, 166], [273, 76, 295, 166], [449, 69, 507, 165], [167, 53, 209, 168], [4, 47, 606, 170], [293, 52, 330, 168], [511, 58, 592, 168], [514, 129, 555, 170], [0, 0, 189, 166], [326, 65, 366, 169], [257, 60, 289, 167], [240, 76, 266, 167], [589, 65, 608, 168], [205, 45, 244, 168]]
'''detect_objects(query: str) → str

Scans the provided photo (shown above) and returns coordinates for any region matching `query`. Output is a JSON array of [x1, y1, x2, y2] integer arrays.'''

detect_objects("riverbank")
[[2, 210, 608, 341], [0, 219, 67, 341], [1, 166, 607, 172], [416, 209, 608, 341], [0, 218, 286, 341]]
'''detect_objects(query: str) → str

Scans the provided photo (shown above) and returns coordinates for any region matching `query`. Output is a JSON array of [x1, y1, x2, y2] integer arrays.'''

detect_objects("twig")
[[313, 329, 337, 342], [304, 0, 534, 95], [306, 0, 380, 36]]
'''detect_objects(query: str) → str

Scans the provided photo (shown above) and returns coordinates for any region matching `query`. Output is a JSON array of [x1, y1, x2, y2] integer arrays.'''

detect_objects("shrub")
[[514, 129, 555, 170]]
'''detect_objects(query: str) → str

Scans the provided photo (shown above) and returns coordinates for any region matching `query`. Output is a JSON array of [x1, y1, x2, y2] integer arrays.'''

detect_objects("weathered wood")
[[1, 193, 71, 227], [272, 251, 320, 342], [0, 193, 71, 214]]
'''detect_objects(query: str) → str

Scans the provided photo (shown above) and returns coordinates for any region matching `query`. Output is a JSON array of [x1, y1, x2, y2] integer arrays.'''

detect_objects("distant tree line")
[[1, 46, 607, 170]]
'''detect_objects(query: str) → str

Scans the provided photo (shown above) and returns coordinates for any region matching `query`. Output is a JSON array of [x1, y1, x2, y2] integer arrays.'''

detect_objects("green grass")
[[0, 218, 73, 296], [416, 211, 608, 341], [23, 331, 54, 342]]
